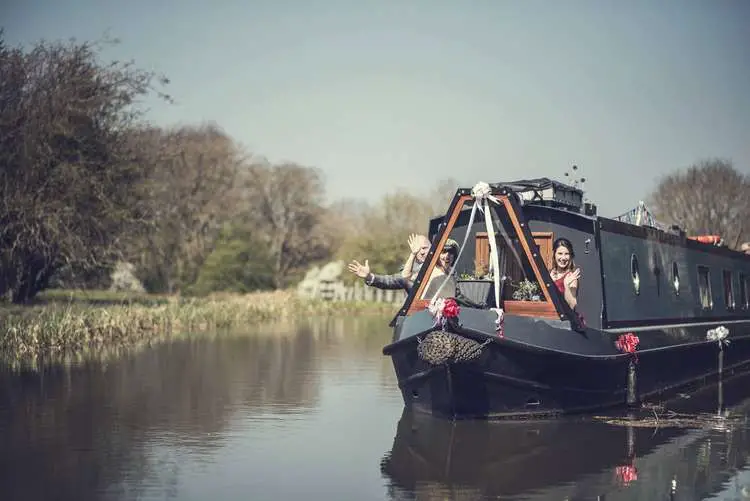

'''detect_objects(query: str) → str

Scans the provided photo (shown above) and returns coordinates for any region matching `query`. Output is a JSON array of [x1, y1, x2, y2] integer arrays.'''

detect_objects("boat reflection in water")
[[380, 373, 750, 500]]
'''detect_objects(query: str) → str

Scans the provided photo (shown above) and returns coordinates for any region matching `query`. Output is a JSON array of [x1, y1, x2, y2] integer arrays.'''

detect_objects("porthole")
[[631, 254, 640, 295], [672, 262, 680, 296]]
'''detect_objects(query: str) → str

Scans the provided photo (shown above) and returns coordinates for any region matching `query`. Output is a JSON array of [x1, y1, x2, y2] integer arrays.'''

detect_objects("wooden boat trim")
[[495, 192, 583, 322], [496, 196, 555, 304], [404, 193, 562, 320], [406, 194, 472, 315], [502, 300, 559, 318]]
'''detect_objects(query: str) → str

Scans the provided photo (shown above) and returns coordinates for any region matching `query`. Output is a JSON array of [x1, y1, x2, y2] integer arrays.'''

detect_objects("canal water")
[[2, 315, 750, 501]]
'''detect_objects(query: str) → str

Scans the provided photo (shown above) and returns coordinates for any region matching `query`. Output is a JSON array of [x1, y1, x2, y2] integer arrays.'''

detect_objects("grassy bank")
[[0, 289, 399, 367]]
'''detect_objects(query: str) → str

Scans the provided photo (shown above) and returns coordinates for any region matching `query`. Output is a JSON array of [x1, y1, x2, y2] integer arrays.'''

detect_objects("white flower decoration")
[[707, 325, 730, 345], [472, 181, 492, 200]]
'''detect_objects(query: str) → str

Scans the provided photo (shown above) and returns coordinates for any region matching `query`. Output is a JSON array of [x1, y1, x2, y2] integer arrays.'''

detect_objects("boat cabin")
[[397, 178, 750, 332]]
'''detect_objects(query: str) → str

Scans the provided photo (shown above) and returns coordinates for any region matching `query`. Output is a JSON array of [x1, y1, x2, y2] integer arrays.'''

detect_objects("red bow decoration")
[[615, 333, 640, 363]]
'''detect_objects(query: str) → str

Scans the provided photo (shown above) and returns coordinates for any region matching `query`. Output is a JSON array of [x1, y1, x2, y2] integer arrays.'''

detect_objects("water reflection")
[[4, 314, 750, 501], [381, 372, 750, 501], [0, 315, 397, 501]]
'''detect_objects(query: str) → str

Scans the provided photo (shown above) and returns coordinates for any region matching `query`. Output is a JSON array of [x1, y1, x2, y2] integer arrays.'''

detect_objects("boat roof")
[[454, 177, 582, 197], [442, 178, 749, 258]]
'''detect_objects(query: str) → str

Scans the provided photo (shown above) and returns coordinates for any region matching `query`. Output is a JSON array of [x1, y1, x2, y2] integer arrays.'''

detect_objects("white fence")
[[316, 280, 406, 303], [296, 260, 407, 304]]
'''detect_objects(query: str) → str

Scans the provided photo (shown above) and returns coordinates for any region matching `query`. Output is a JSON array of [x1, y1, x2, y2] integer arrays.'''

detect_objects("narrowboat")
[[382, 178, 750, 419]]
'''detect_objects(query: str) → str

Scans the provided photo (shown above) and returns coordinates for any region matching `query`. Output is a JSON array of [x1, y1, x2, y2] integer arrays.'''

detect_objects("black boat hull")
[[385, 313, 750, 419]]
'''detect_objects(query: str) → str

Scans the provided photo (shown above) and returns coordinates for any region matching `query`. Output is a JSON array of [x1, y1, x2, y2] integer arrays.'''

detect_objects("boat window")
[[420, 201, 546, 306], [671, 262, 680, 296], [630, 254, 640, 295], [739, 272, 748, 310], [697, 266, 713, 310], [723, 270, 736, 310]]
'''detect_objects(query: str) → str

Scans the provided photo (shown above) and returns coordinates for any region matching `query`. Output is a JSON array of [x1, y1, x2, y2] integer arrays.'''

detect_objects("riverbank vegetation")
[[0, 289, 398, 368]]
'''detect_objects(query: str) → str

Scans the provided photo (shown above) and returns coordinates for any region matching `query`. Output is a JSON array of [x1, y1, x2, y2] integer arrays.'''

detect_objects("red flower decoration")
[[615, 332, 640, 363], [615, 333, 639, 353], [442, 298, 460, 318]]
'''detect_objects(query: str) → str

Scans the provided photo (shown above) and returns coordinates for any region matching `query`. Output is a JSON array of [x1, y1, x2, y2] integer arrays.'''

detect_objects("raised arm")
[[400, 233, 423, 279], [348, 259, 410, 291], [563, 268, 581, 310]]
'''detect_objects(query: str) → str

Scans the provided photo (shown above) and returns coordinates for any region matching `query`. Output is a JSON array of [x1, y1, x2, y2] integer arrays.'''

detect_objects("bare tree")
[[0, 35, 169, 302], [131, 123, 243, 293], [243, 162, 335, 288], [648, 159, 750, 249]]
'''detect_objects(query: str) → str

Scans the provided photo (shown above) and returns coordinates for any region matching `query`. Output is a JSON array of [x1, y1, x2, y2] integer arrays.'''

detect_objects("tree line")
[[0, 35, 455, 302], [1, 34, 748, 303]]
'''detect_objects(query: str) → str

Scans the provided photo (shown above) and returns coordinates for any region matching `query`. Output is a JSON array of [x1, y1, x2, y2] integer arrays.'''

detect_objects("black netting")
[[417, 330, 489, 365]]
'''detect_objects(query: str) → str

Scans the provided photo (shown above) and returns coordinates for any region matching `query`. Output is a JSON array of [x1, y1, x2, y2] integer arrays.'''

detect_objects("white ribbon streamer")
[[481, 196, 501, 309], [429, 200, 479, 303], [490, 307, 504, 337], [429, 181, 503, 311]]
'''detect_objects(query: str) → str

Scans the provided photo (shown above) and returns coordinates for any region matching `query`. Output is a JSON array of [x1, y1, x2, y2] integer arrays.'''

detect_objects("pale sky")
[[3, 0, 749, 217]]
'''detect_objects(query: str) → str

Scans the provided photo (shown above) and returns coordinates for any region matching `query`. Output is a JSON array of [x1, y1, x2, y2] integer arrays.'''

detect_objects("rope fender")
[[417, 330, 492, 365]]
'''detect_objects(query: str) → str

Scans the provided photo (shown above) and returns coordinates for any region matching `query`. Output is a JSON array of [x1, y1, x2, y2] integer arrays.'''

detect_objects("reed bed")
[[0, 289, 398, 368]]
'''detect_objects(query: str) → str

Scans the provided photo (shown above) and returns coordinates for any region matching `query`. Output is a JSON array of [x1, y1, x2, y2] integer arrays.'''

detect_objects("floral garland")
[[615, 332, 640, 363]]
